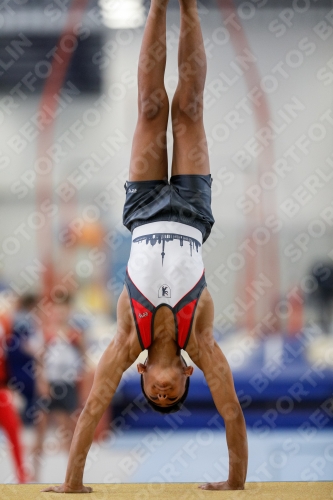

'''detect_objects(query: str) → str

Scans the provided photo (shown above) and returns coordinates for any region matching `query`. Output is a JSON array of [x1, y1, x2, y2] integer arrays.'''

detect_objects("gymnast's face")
[[137, 360, 193, 407]]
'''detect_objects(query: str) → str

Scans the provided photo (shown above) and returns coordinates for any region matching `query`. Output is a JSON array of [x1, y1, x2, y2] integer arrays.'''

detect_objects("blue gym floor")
[[1, 427, 332, 483]]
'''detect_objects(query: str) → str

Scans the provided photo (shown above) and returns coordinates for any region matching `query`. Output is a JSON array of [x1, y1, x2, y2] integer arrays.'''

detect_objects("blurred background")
[[0, 0, 333, 486]]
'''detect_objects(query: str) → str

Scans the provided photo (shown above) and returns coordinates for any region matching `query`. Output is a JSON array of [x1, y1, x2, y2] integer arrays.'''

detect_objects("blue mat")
[[111, 332, 333, 429]]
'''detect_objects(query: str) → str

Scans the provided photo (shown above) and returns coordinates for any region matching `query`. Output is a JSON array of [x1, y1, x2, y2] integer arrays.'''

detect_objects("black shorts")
[[123, 174, 215, 243], [44, 382, 78, 413]]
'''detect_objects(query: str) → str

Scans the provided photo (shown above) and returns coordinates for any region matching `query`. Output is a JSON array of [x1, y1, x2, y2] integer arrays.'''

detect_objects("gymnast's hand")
[[198, 481, 244, 490], [41, 484, 93, 493]]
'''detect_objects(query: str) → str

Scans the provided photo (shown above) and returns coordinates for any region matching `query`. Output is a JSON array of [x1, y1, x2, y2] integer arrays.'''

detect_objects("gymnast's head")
[[137, 355, 193, 414]]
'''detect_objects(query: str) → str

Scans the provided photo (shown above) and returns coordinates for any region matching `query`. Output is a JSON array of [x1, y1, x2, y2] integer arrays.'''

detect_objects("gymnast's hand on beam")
[[41, 484, 93, 493], [198, 481, 244, 490]]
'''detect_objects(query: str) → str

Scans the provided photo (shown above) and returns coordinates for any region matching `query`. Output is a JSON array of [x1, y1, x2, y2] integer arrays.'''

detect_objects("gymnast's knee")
[[138, 87, 169, 121]]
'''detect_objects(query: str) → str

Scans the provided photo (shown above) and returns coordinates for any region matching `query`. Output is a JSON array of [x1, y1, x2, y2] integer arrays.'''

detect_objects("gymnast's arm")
[[42, 288, 140, 494], [192, 293, 248, 490]]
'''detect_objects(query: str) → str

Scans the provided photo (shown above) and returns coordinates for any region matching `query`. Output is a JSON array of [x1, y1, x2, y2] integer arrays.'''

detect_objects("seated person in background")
[[33, 295, 87, 479], [311, 262, 333, 334], [6, 293, 48, 481], [6, 294, 45, 425]]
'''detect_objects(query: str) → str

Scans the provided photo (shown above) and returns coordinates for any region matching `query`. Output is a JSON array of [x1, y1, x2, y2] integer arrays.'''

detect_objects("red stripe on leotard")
[[131, 299, 153, 349], [176, 299, 197, 349]]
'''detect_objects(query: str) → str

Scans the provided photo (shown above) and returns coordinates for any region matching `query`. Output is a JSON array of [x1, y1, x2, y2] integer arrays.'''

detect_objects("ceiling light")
[[99, 0, 146, 29]]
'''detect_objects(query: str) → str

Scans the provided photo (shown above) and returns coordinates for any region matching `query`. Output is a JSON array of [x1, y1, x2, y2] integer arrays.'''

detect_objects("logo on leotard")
[[138, 312, 148, 318], [133, 233, 201, 266], [158, 284, 171, 298]]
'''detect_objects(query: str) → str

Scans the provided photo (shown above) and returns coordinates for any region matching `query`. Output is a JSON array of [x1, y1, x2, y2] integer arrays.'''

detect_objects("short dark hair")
[[140, 358, 191, 414], [18, 293, 39, 310]]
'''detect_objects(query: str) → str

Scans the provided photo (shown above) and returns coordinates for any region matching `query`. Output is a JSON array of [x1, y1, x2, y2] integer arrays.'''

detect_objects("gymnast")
[[43, 0, 248, 492]]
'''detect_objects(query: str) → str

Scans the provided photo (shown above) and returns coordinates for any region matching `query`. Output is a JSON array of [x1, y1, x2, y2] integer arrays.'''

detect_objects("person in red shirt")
[[0, 310, 27, 483]]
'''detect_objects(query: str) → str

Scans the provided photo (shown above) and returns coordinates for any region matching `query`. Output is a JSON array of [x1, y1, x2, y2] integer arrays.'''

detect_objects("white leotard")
[[127, 221, 204, 307]]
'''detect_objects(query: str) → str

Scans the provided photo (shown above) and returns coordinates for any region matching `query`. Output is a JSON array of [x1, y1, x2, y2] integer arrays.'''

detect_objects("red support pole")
[[216, 0, 280, 333]]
